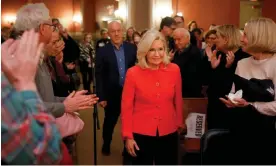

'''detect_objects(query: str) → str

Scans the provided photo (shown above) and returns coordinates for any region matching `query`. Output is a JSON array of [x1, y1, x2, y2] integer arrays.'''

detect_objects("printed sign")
[[185, 113, 206, 138]]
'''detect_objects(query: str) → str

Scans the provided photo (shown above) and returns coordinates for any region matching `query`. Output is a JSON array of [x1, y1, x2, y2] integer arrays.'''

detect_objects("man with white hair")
[[96, 21, 137, 156], [14, 3, 99, 118], [172, 28, 203, 97]]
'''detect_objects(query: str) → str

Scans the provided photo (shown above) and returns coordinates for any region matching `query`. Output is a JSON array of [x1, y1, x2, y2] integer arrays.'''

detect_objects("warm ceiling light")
[[72, 14, 82, 24], [176, 12, 183, 16], [3, 14, 16, 23]]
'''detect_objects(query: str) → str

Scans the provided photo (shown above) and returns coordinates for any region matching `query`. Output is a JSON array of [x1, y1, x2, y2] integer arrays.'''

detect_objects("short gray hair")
[[173, 28, 190, 39], [14, 3, 50, 32]]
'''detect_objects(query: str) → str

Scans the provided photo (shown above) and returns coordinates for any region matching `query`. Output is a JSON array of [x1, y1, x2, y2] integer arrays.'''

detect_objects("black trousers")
[[102, 90, 122, 146], [81, 67, 93, 93], [130, 131, 178, 165]]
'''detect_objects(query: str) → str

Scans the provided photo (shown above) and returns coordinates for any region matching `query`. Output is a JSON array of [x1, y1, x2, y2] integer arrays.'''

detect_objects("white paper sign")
[[185, 113, 206, 138]]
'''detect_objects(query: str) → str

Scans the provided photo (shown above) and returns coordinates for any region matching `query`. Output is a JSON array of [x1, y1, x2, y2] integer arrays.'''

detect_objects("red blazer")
[[121, 63, 183, 139]]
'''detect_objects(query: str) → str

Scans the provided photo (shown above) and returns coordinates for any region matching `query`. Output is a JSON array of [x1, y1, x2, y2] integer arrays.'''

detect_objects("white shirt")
[[233, 54, 276, 116]]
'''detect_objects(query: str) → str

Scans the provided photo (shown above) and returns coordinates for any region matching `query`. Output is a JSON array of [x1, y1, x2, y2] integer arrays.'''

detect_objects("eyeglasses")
[[44, 23, 57, 32]]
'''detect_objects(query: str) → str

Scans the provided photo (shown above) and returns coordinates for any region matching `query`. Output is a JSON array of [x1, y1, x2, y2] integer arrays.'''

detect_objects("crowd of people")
[[1, 2, 276, 165]]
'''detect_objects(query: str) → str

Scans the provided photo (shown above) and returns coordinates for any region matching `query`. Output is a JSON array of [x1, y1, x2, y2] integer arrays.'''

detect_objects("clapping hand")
[[220, 96, 249, 108], [225, 51, 235, 68], [1, 29, 44, 91], [205, 46, 221, 69], [63, 90, 99, 113]]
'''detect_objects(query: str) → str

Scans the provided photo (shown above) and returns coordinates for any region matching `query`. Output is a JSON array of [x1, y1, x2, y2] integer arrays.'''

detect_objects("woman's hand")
[[125, 138, 140, 157], [225, 51, 235, 68], [220, 96, 249, 108], [1, 29, 44, 91], [205, 46, 221, 69]]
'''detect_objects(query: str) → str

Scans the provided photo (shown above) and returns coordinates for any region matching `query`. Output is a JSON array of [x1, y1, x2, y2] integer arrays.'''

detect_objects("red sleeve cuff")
[[122, 132, 133, 140]]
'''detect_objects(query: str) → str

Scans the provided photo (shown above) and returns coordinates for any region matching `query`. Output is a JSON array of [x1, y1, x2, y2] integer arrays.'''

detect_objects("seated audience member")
[[220, 17, 276, 164], [1, 30, 63, 164], [172, 28, 204, 97], [13, 3, 99, 118], [79, 33, 96, 94], [121, 29, 184, 165], [205, 25, 251, 130], [96, 28, 110, 50]]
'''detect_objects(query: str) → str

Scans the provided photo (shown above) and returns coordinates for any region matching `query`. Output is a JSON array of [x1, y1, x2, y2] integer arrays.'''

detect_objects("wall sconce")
[[3, 14, 16, 25], [114, 9, 126, 18], [72, 13, 82, 24]]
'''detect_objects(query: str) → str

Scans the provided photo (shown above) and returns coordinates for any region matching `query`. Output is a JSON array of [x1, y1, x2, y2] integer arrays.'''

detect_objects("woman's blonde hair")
[[216, 25, 241, 50], [137, 29, 170, 68], [244, 17, 276, 53]]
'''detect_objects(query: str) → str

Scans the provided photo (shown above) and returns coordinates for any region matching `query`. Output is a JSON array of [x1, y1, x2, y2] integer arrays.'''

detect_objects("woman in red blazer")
[[121, 29, 183, 165]]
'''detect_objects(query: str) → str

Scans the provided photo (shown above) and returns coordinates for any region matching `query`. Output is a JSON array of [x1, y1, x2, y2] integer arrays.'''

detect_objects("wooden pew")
[[179, 98, 208, 154]]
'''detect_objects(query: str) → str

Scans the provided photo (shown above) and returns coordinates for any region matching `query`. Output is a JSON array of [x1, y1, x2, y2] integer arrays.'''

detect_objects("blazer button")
[[156, 82, 160, 87], [157, 93, 160, 98]]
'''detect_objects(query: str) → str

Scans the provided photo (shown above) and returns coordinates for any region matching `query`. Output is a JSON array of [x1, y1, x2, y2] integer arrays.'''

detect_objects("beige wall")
[[239, 1, 262, 29], [131, 0, 151, 32]]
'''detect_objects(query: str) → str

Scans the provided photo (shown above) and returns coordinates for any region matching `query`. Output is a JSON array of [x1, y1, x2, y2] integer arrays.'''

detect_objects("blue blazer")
[[95, 41, 137, 102]]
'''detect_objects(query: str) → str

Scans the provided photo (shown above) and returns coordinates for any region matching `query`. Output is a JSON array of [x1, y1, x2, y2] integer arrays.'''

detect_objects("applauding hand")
[[1, 29, 44, 91], [220, 96, 249, 108], [205, 46, 221, 69]]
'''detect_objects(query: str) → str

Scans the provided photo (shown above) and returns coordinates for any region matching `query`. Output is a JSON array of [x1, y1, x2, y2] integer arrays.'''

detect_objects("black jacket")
[[171, 44, 203, 97]]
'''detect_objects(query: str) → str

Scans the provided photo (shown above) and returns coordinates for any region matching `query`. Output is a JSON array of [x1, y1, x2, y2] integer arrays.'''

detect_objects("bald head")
[[108, 21, 123, 46], [173, 28, 190, 51]]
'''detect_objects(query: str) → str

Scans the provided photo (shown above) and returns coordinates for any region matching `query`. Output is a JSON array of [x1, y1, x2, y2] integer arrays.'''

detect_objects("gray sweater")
[[35, 60, 66, 118]]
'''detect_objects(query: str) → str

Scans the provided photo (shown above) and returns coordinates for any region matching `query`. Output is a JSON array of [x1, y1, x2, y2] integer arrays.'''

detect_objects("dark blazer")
[[95, 41, 137, 102], [171, 44, 203, 97]]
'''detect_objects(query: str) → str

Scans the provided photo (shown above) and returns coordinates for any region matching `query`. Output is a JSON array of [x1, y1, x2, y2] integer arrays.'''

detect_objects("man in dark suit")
[[172, 28, 203, 98], [95, 21, 137, 156]]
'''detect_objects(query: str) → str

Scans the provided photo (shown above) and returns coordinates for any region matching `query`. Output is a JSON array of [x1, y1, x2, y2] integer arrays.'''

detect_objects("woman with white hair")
[[121, 29, 183, 165], [220, 18, 276, 164]]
